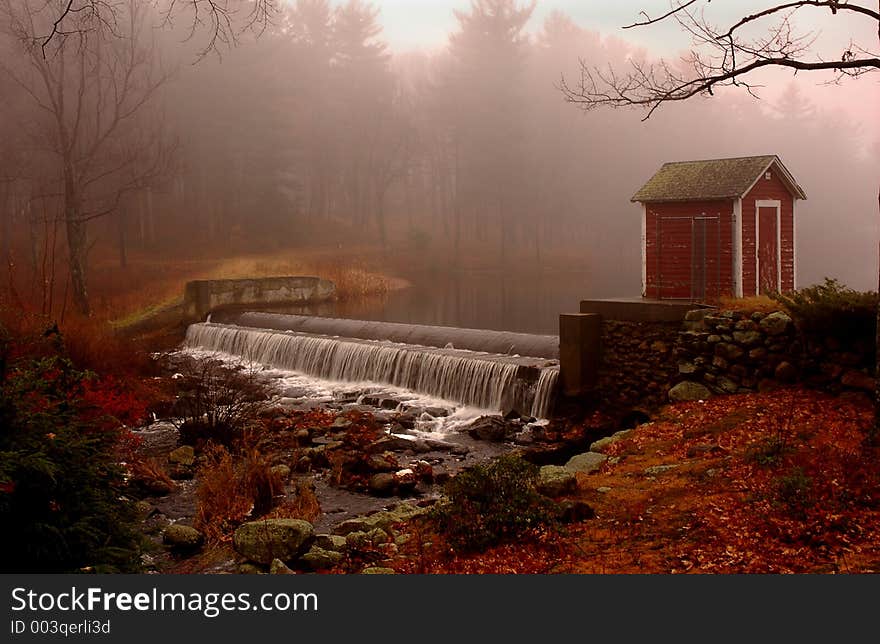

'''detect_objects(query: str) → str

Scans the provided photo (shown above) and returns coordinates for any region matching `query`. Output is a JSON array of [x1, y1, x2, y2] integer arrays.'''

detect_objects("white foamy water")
[[181, 323, 560, 437]]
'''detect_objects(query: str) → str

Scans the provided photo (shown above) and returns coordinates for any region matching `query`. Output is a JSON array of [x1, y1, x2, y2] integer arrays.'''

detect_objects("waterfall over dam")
[[184, 316, 561, 418], [213, 311, 560, 360]]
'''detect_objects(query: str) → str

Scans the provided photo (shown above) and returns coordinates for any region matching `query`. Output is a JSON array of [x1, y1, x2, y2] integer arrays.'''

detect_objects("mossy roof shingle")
[[632, 155, 806, 203]]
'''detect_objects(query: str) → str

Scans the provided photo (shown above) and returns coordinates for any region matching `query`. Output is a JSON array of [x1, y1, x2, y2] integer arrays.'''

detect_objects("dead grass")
[[194, 442, 285, 543], [129, 458, 176, 495], [717, 294, 784, 313], [97, 249, 392, 327], [264, 480, 321, 523]]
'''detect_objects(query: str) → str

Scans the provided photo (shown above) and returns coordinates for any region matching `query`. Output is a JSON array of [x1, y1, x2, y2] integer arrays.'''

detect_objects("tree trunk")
[[0, 184, 9, 274], [64, 168, 90, 316], [875, 180, 879, 441], [874, 9, 879, 440], [65, 215, 90, 316], [117, 208, 128, 269]]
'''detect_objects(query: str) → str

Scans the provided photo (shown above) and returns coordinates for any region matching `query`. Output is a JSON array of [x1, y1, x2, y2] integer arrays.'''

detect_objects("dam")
[[184, 314, 561, 419]]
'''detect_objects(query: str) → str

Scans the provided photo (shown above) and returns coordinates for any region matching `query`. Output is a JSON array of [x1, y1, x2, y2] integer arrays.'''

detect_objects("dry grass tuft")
[[264, 480, 321, 523], [194, 442, 285, 542], [717, 295, 784, 313], [129, 458, 176, 495]]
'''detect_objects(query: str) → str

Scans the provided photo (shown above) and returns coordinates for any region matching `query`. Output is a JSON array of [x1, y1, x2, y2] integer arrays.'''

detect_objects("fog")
[[0, 0, 877, 325]]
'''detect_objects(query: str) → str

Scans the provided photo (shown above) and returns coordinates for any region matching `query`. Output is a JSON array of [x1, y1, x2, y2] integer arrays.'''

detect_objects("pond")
[[267, 267, 635, 335]]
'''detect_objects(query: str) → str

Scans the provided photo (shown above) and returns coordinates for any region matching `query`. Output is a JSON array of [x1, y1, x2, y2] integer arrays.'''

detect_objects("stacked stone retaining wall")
[[675, 309, 875, 397]]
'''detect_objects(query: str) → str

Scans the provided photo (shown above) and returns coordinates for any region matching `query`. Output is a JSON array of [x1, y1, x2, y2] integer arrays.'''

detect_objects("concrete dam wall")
[[217, 312, 560, 360], [184, 277, 336, 320]]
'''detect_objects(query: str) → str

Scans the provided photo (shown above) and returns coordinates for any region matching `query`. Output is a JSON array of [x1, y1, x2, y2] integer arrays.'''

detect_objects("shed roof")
[[632, 155, 807, 203]]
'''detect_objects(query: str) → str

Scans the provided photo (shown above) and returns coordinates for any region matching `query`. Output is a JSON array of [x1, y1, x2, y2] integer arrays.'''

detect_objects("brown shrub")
[[264, 480, 321, 523], [194, 443, 286, 542], [129, 458, 176, 496]]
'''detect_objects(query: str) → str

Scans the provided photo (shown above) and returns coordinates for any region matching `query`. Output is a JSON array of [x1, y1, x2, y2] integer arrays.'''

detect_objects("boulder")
[[555, 500, 595, 523], [331, 417, 353, 430], [345, 531, 371, 550], [392, 469, 417, 494], [733, 330, 763, 347], [299, 546, 343, 571], [270, 464, 291, 481], [589, 430, 631, 454], [361, 567, 396, 574], [760, 312, 792, 336], [717, 377, 739, 394], [774, 361, 798, 383], [367, 453, 399, 472], [270, 558, 295, 575], [333, 518, 371, 536], [368, 473, 396, 496], [678, 362, 699, 376], [162, 524, 203, 550], [467, 415, 515, 442], [367, 528, 391, 545], [668, 381, 712, 402], [718, 343, 744, 361], [369, 436, 419, 453], [238, 563, 263, 575], [233, 519, 315, 565], [168, 445, 195, 466], [841, 370, 875, 392], [314, 534, 348, 552], [537, 465, 577, 498], [565, 452, 607, 474], [684, 309, 709, 322], [423, 439, 456, 452], [332, 503, 426, 536], [644, 464, 680, 477], [651, 340, 668, 353]]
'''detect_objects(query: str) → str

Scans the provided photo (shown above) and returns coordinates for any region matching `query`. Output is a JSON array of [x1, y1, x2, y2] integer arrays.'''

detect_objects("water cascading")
[[184, 323, 558, 414], [216, 312, 560, 359], [529, 366, 560, 420]]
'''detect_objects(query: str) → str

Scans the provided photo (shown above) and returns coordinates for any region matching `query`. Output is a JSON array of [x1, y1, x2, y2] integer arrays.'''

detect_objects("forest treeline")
[[0, 0, 877, 315]]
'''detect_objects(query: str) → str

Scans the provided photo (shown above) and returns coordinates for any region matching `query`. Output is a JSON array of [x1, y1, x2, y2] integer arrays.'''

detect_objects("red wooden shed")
[[632, 155, 806, 301]]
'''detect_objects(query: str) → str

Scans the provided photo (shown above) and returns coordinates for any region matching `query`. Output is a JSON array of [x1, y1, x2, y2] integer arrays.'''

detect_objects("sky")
[[368, 0, 879, 142], [370, 1, 872, 54]]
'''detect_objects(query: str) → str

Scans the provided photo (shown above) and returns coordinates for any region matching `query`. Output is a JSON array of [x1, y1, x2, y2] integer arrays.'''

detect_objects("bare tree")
[[37, 0, 277, 60], [561, 1, 878, 117], [0, 0, 173, 315], [561, 0, 880, 430]]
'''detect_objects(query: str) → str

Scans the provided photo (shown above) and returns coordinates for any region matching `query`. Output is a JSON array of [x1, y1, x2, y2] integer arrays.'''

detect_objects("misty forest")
[[1, 0, 880, 576]]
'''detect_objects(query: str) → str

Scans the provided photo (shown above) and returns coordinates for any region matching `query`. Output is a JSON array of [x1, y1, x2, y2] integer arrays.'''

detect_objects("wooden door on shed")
[[654, 215, 720, 300], [757, 206, 779, 294]]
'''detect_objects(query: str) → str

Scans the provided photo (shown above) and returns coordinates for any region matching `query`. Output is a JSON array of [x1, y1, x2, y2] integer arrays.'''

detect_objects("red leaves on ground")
[[389, 388, 880, 574]]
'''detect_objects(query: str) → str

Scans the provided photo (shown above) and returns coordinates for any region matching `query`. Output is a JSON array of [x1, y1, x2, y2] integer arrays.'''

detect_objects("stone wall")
[[183, 277, 336, 320], [675, 309, 875, 397], [597, 319, 682, 413]]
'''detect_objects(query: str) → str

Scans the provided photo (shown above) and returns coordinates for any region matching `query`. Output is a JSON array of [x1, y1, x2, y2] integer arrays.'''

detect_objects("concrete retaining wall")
[[184, 277, 336, 320]]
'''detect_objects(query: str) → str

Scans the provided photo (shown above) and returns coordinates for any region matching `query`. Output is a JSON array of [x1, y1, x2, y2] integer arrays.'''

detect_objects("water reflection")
[[264, 268, 630, 335]]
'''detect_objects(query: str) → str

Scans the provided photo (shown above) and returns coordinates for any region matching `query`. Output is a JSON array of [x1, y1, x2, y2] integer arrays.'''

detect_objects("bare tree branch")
[[623, 0, 701, 29], [562, 0, 880, 119], [36, 0, 278, 59]]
